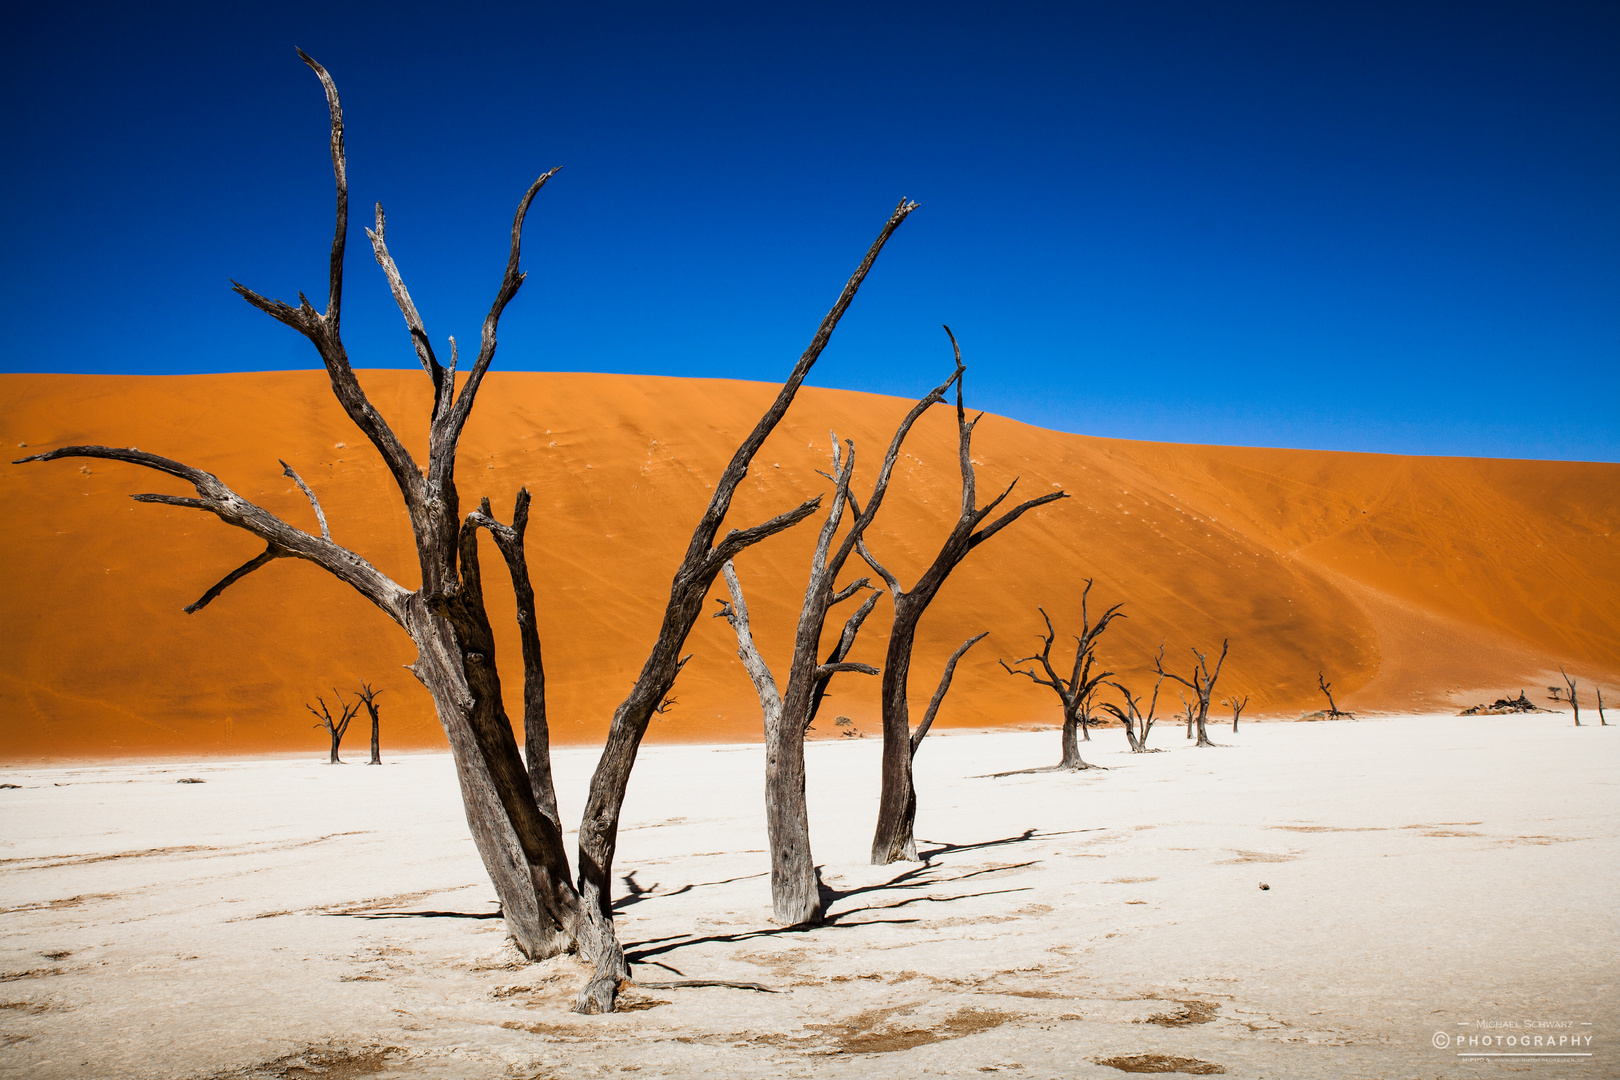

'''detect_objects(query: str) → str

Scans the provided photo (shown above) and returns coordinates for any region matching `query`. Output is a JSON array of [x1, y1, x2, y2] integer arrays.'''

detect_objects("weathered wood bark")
[[861, 330, 1068, 865], [1597, 687, 1607, 726], [717, 561, 848, 927], [1561, 668, 1580, 725], [998, 582, 1124, 770], [307, 692, 360, 764], [1159, 641, 1228, 748], [467, 491, 559, 827], [357, 684, 382, 764], [569, 199, 920, 1012]]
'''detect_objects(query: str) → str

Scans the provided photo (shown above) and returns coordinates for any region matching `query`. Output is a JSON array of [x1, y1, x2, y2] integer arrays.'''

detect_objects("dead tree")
[[1562, 668, 1580, 725], [1598, 688, 1608, 726], [859, 330, 1067, 865], [1227, 694, 1249, 732], [357, 684, 382, 765], [1159, 641, 1229, 748], [19, 54, 918, 1015], [997, 583, 1124, 770], [1181, 692, 1195, 739], [715, 548, 880, 926], [307, 691, 361, 764], [1100, 654, 1165, 753], [564, 226, 918, 1013], [711, 372, 966, 925], [1316, 671, 1354, 720]]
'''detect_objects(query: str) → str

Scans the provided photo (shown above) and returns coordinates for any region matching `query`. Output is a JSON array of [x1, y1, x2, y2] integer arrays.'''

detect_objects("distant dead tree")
[[1598, 688, 1608, 726], [997, 582, 1124, 770], [307, 691, 361, 764], [357, 684, 382, 765], [1100, 649, 1165, 753], [1316, 671, 1354, 720], [1547, 685, 1563, 702], [1226, 694, 1249, 732], [1158, 641, 1229, 748], [859, 331, 1067, 865], [1561, 668, 1580, 725], [18, 54, 920, 1014], [712, 369, 969, 925]]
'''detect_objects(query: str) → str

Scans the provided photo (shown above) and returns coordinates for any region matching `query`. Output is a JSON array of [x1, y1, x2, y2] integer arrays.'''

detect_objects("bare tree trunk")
[[570, 200, 918, 1011], [874, 634, 984, 861], [1562, 668, 1580, 725], [1598, 688, 1607, 726], [716, 561, 815, 926], [1060, 707, 1084, 766], [864, 330, 1067, 864], [357, 684, 382, 765], [1229, 694, 1248, 733], [872, 617, 924, 863], [468, 492, 559, 828]]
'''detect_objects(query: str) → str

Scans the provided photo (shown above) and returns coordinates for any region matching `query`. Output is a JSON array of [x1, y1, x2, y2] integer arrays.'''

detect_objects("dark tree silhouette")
[[1158, 641, 1229, 748], [307, 691, 361, 764], [1226, 694, 1249, 732], [1100, 649, 1166, 753], [1561, 668, 1580, 726], [1316, 671, 1354, 720], [997, 582, 1124, 770], [858, 331, 1067, 865], [357, 684, 383, 765]]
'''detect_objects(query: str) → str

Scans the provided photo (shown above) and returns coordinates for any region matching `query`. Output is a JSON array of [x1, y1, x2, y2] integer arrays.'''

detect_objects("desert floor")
[[1, 715, 1614, 1079]]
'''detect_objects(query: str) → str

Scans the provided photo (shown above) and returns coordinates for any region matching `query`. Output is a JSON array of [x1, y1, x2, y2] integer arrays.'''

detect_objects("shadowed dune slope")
[[2, 371, 1616, 759]]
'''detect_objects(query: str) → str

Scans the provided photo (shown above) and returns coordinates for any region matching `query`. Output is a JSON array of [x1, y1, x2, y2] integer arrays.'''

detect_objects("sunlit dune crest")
[[2, 370, 1615, 759]]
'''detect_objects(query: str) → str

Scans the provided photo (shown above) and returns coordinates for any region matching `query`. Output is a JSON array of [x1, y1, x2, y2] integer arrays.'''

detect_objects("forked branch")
[[280, 459, 331, 540], [16, 445, 409, 622], [911, 632, 988, 755]]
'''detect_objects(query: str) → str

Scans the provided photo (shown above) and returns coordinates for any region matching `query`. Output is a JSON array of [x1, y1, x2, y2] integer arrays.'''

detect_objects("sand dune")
[[1, 371, 1615, 758]]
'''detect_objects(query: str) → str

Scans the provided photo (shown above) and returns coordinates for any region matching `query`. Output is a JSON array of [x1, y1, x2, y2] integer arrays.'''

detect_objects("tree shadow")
[[915, 826, 1103, 861], [622, 829, 1075, 972], [612, 869, 768, 911], [332, 908, 503, 920]]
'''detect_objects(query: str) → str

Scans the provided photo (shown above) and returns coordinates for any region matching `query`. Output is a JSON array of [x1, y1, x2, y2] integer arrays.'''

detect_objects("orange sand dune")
[[2, 371, 1616, 759]]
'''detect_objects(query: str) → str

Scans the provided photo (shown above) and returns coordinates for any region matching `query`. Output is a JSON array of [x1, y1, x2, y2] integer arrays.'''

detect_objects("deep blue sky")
[[5, 2, 1616, 460]]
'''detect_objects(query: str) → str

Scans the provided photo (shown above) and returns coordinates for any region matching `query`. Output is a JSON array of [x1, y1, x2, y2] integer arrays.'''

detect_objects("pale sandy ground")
[[1, 715, 1614, 1079]]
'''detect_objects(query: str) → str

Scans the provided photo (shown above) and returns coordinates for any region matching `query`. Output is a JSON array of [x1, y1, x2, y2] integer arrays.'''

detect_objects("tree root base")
[[572, 975, 624, 1015]]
